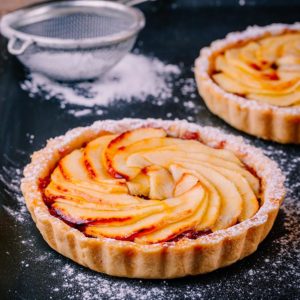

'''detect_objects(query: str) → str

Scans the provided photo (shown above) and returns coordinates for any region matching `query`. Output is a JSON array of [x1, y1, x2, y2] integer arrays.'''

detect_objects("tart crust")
[[195, 23, 300, 144], [21, 119, 285, 278]]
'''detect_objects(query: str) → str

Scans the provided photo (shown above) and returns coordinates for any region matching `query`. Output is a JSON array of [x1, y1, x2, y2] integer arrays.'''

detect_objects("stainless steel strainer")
[[0, 0, 149, 81]]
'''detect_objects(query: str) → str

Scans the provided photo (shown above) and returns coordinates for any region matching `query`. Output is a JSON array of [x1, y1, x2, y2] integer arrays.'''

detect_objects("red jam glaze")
[[182, 131, 201, 141], [235, 93, 247, 98], [263, 72, 279, 80], [213, 140, 227, 149], [58, 163, 70, 180], [270, 62, 278, 70], [38, 176, 51, 191], [168, 229, 212, 242], [250, 63, 262, 71], [83, 155, 97, 179], [112, 226, 157, 242]]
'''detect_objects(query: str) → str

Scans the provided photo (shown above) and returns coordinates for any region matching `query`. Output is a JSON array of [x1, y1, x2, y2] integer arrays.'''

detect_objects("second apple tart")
[[195, 23, 300, 143]]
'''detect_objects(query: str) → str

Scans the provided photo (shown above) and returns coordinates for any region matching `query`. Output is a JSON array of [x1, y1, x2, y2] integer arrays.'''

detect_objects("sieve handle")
[[8, 36, 32, 55], [120, 0, 156, 6]]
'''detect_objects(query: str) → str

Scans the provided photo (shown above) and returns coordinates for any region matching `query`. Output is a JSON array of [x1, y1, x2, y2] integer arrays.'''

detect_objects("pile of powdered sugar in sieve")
[[2, 140, 300, 299], [20, 53, 181, 112]]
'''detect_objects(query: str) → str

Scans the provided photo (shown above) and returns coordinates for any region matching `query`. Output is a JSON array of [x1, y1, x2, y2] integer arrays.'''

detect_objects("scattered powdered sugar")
[[20, 53, 181, 113], [1, 123, 299, 299], [26, 133, 35, 144], [1, 165, 27, 223], [19, 52, 201, 120]]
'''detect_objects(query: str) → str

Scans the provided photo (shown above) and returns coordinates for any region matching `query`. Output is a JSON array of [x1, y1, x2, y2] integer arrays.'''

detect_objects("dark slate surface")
[[0, 2, 299, 299]]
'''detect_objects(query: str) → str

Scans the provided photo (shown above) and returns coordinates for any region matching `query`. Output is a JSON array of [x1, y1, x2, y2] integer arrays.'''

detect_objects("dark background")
[[0, 1, 299, 299]]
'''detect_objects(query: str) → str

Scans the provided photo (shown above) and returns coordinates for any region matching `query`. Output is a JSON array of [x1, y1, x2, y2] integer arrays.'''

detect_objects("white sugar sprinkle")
[[20, 53, 181, 116]]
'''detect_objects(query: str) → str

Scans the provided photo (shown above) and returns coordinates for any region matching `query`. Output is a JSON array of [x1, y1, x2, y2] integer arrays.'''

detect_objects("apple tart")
[[21, 119, 285, 278], [195, 23, 300, 143]]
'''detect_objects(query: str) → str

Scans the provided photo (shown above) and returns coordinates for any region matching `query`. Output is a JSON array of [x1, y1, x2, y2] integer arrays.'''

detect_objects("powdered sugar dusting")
[[20, 53, 181, 113]]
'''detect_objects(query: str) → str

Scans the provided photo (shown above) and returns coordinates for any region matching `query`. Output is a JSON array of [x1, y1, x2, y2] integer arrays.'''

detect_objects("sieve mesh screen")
[[17, 11, 134, 40]]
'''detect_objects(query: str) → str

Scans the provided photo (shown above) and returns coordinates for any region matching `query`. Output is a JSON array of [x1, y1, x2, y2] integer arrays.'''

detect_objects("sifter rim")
[[0, 0, 145, 50]]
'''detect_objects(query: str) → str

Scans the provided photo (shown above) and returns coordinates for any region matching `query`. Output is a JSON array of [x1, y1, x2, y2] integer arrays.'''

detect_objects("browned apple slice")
[[170, 164, 220, 231], [85, 212, 166, 240], [47, 162, 129, 200], [213, 73, 249, 95], [84, 184, 205, 242], [176, 162, 243, 230], [52, 199, 164, 226], [125, 138, 242, 165], [58, 149, 90, 181], [248, 91, 300, 106], [206, 164, 259, 221], [109, 138, 170, 180], [110, 135, 243, 180], [83, 134, 117, 180], [105, 128, 167, 179], [175, 158, 260, 196], [173, 173, 198, 197], [136, 185, 207, 244], [260, 33, 299, 64], [226, 44, 262, 75]]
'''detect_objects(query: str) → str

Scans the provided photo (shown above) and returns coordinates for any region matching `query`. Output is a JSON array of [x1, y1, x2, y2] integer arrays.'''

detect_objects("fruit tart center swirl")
[[212, 32, 300, 107], [43, 128, 260, 244]]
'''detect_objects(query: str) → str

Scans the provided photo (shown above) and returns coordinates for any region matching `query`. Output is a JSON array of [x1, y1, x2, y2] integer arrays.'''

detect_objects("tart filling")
[[43, 127, 260, 244], [212, 32, 300, 107]]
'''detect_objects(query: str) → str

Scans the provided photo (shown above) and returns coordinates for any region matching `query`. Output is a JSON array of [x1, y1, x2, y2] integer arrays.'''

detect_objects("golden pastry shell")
[[21, 119, 285, 278]]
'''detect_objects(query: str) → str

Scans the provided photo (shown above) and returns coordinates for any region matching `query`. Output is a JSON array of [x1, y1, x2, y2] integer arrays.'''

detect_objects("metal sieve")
[[0, 0, 148, 81]]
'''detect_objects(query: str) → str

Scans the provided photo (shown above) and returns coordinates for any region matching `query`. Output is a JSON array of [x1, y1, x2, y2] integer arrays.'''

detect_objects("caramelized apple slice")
[[226, 44, 262, 75], [207, 165, 259, 221], [83, 134, 117, 180], [213, 73, 249, 95], [136, 186, 208, 244], [173, 173, 198, 197], [170, 164, 220, 231], [248, 91, 300, 107], [59, 149, 90, 181], [175, 159, 260, 195], [46, 171, 143, 207], [85, 184, 205, 242], [125, 138, 242, 164], [259, 33, 299, 63], [177, 162, 243, 230], [48, 164, 129, 198], [85, 213, 166, 239], [52, 200, 164, 226], [105, 128, 167, 178], [111, 136, 242, 180]]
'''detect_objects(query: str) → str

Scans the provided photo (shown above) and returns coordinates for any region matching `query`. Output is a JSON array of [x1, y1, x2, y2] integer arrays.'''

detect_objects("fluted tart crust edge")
[[195, 23, 300, 144], [21, 119, 285, 278]]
